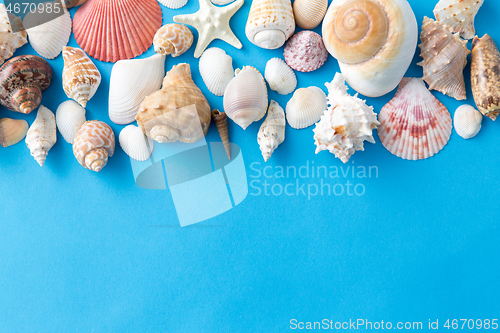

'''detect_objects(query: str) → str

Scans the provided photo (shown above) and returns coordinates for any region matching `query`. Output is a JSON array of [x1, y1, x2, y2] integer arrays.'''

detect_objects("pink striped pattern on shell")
[[73, 120, 115, 172]]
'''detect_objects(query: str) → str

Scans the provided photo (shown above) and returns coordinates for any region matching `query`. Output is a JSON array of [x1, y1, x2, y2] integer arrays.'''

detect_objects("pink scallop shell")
[[283, 31, 328, 72]]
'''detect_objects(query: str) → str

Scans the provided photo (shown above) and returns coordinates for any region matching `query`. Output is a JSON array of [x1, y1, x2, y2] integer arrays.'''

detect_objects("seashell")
[[136, 63, 211, 143], [73, 0, 162, 62], [434, 0, 484, 40], [293, 0, 328, 30], [199, 47, 234, 96], [418, 17, 470, 101], [245, 0, 295, 49], [283, 31, 328, 72], [23, 3, 72, 59], [212, 109, 230, 158], [378, 78, 452, 160], [471, 34, 500, 121], [25, 105, 57, 167], [119, 125, 154, 162], [73, 120, 115, 172], [313, 73, 379, 163], [258, 100, 285, 162], [264, 58, 296, 95], [0, 4, 28, 65], [211, 0, 234, 4], [223, 66, 268, 130], [286, 86, 327, 129], [153, 24, 193, 57], [64, 0, 87, 8], [109, 54, 166, 125], [56, 100, 86, 144], [322, 0, 418, 97], [62, 47, 101, 108], [454, 104, 482, 139], [0, 55, 52, 114], [157, 0, 188, 9], [0, 118, 29, 148]]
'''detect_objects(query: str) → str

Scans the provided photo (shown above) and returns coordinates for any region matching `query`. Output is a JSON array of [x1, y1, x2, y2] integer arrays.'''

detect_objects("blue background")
[[0, 0, 499, 331]]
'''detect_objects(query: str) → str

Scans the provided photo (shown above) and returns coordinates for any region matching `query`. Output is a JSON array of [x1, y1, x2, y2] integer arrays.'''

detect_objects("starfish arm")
[[194, 30, 215, 58], [173, 14, 198, 25], [224, 0, 244, 16], [218, 28, 243, 49]]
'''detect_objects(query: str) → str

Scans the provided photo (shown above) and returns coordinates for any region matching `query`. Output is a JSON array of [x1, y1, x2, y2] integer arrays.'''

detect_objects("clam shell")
[[0, 118, 29, 148], [258, 100, 285, 162], [199, 47, 234, 96], [286, 87, 327, 129], [119, 125, 154, 161], [283, 31, 328, 72], [25, 105, 57, 167], [73, 120, 115, 172], [293, 0, 327, 30], [454, 105, 482, 139], [434, 0, 484, 40], [154, 24, 194, 57], [56, 100, 86, 144], [264, 58, 297, 95], [157, 0, 188, 9], [0, 4, 28, 65]]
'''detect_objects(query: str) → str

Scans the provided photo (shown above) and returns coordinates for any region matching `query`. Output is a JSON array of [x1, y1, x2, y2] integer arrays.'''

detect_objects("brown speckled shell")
[[212, 109, 230, 159]]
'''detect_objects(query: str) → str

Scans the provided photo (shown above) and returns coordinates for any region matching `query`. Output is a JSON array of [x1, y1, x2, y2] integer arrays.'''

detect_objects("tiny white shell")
[[56, 100, 86, 144], [119, 125, 155, 161], [265, 58, 297, 95], [157, 0, 188, 9], [286, 86, 327, 129], [199, 47, 234, 96], [454, 104, 482, 139]]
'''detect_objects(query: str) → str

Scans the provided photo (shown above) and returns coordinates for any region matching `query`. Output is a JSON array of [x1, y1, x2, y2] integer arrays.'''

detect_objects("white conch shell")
[[157, 0, 188, 9], [258, 100, 285, 162], [454, 105, 482, 139], [56, 100, 86, 144], [109, 54, 165, 125], [434, 0, 484, 40], [265, 58, 296, 95], [119, 125, 154, 161], [322, 0, 418, 97], [313, 73, 379, 163], [25, 105, 57, 167], [245, 0, 295, 49], [223, 66, 268, 130], [286, 87, 327, 129], [23, 3, 72, 59], [199, 47, 234, 96], [293, 0, 328, 30], [0, 4, 28, 65]]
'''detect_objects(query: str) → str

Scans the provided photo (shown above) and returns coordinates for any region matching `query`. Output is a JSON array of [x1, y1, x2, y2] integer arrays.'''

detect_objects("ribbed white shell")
[[454, 105, 482, 139], [265, 58, 297, 95], [258, 100, 285, 162], [199, 47, 234, 96], [157, 0, 188, 9], [56, 100, 86, 144], [119, 125, 154, 161], [293, 0, 328, 30], [286, 87, 326, 129], [434, 0, 484, 40]]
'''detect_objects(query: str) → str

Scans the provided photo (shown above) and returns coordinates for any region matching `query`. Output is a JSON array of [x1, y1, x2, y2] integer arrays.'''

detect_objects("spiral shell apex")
[[454, 105, 482, 139], [154, 24, 194, 57], [73, 121, 115, 172], [284, 31, 328, 72], [212, 110, 230, 158]]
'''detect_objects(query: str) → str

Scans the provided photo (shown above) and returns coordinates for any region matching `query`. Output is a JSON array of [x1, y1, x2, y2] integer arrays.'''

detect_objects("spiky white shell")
[[258, 100, 285, 162], [286, 87, 326, 129], [119, 125, 154, 161], [0, 4, 28, 65], [293, 0, 328, 30], [56, 100, 86, 144], [454, 105, 482, 139], [157, 0, 188, 9], [199, 47, 234, 96], [265, 58, 297, 95], [434, 0, 484, 40], [25, 105, 57, 167]]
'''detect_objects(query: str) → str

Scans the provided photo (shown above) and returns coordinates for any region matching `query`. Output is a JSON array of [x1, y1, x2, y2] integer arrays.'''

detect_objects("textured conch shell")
[[293, 0, 328, 30], [62, 47, 101, 108], [434, 0, 484, 40], [454, 105, 482, 139], [0, 4, 28, 65], [378, 78, 452, 160], [73, 120, 115, 172], [286, 86, 327, 129], [157, 0, 188, 9], [63, 0, 87, 8], [109, 54, 165, 125], [223, 66, 268, 130], [471, 34, 500, 121], [245, 0, 295, 49], [0, 118, 28, 147], [25, 105, 57, 167], [313, 73, 379, 163], [0, 55, 52, 114], [418, 17, 470, 101], [283, 31, 328, 72], [154, 24, 193, 57], [258, 100, 285, 162], [56, 100, 86, 144], [322, 0, 418, 97], [265, 58, 296, 95], [199, 47, 234, 96], [119, 125, 154, 162], [212, 109, 230, 158], [136, 63, 211, 143]]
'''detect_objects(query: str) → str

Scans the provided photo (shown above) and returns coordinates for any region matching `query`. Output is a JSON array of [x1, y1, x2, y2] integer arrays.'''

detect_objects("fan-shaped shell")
[[199, 47, 234, 96], [434, 0, 484, 40], [286, 87, 327, 129], [293, 0, 328, 30], [0, 118, 28, 147], [73, 0, 163, 62], [73, 120, 115, 172], [56, 100, 86, 144], [0, 4, 28, 65], [157, 0, 188, 9], [25, 105, 57, 167], [378, 78, 452, 160], [283, 31, 328, 72], [119, 125, 154, 161], [264, 58, 296, 95], [454, 105, 482, 139], [154, 24, 193, 57], [258, 100, 285, 162]]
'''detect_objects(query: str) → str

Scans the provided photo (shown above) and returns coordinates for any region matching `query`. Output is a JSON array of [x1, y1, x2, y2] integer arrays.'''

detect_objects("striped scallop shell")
[[73, 120, 115, 172], [157, 0, 188, 9], [284, 31, 328, 72], [56, 100, 86, 144], [454, 105, 482, 139], [286, 86, 327, 129], [119, 125, 154, 161], [434, 0, 484, 40], [265, 58, 296, 95], [293, 0, 328, 30], [154, 24, 193, 57], [199, 47, 234, 96], [0, 118, 28, 147]]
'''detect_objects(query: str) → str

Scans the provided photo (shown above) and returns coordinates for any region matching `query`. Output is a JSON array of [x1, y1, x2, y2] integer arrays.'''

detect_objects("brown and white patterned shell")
[[153, 24, 194, 57], [0, 4, 28, 65], [212, 109, 230, 158], [73, 120, 115, 172], [433, 0, 484, 40]]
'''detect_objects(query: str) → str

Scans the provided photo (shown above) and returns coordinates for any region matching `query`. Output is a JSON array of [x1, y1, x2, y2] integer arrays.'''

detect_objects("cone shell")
[[63, 0, 88, 8], [157, 0, 188, 9], [293, 0, 328, 30], [378, 78, 452, 160], [212, 109, 230, 158], [265, 57, 296, 95], [454, 104, 482, 139], [56, 100, 86, 144], [434, 0, 484, 40], [286, 87, 326, 129], [283, 31, 328, 72], [0, 55, 52, 114], [199, 48, 234, 96], [154, 24, 193, 57], [119, 125, 154, 161], [223, 66, 268, 130], [73, 120, 115, 172], [62, 47, 101, 108], [25, 105, 57, 167], [471, 34, 500, 121], [109, 54, 165, 125], [0, 118, 28, 147], [0, 4, 28, 65], [245, 0, 295, 50], [258, 100, 285, 162], [73, 0, 163, 62]]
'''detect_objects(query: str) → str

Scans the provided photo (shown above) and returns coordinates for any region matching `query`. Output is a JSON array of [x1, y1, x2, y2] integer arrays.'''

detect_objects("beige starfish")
[[173, 0, 243, 58]]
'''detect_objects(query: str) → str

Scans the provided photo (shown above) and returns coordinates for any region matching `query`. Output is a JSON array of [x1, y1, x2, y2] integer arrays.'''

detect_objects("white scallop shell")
[[199, 47, 234, 96], [454, 104, 482, 139], [119, 125, 154, 161], [109, 54, 166, 125], [286, 86, 327, 129], [265, 58, 297, 95], [157, 0, 188, 9], [56, 100, 86, 144]]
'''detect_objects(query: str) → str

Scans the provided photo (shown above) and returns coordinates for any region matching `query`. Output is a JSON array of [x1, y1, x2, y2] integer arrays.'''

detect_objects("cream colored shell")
[[157, 0, 188, 9], [293, 0, 328, 30], [258, 100, 285, 162], [434, 0, 484, 40], [119, 125, 154, 161], [0, 4, 28, 65], [286, 87, 327, 129], [454, 105, 482, 139], [264, 58, 296, 95], [25, 105, 57, 167], [199, 47, 234, 96]]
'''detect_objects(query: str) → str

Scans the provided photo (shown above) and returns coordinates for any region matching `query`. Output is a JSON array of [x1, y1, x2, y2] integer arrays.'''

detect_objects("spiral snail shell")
[[73, 120, 115, 172]]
